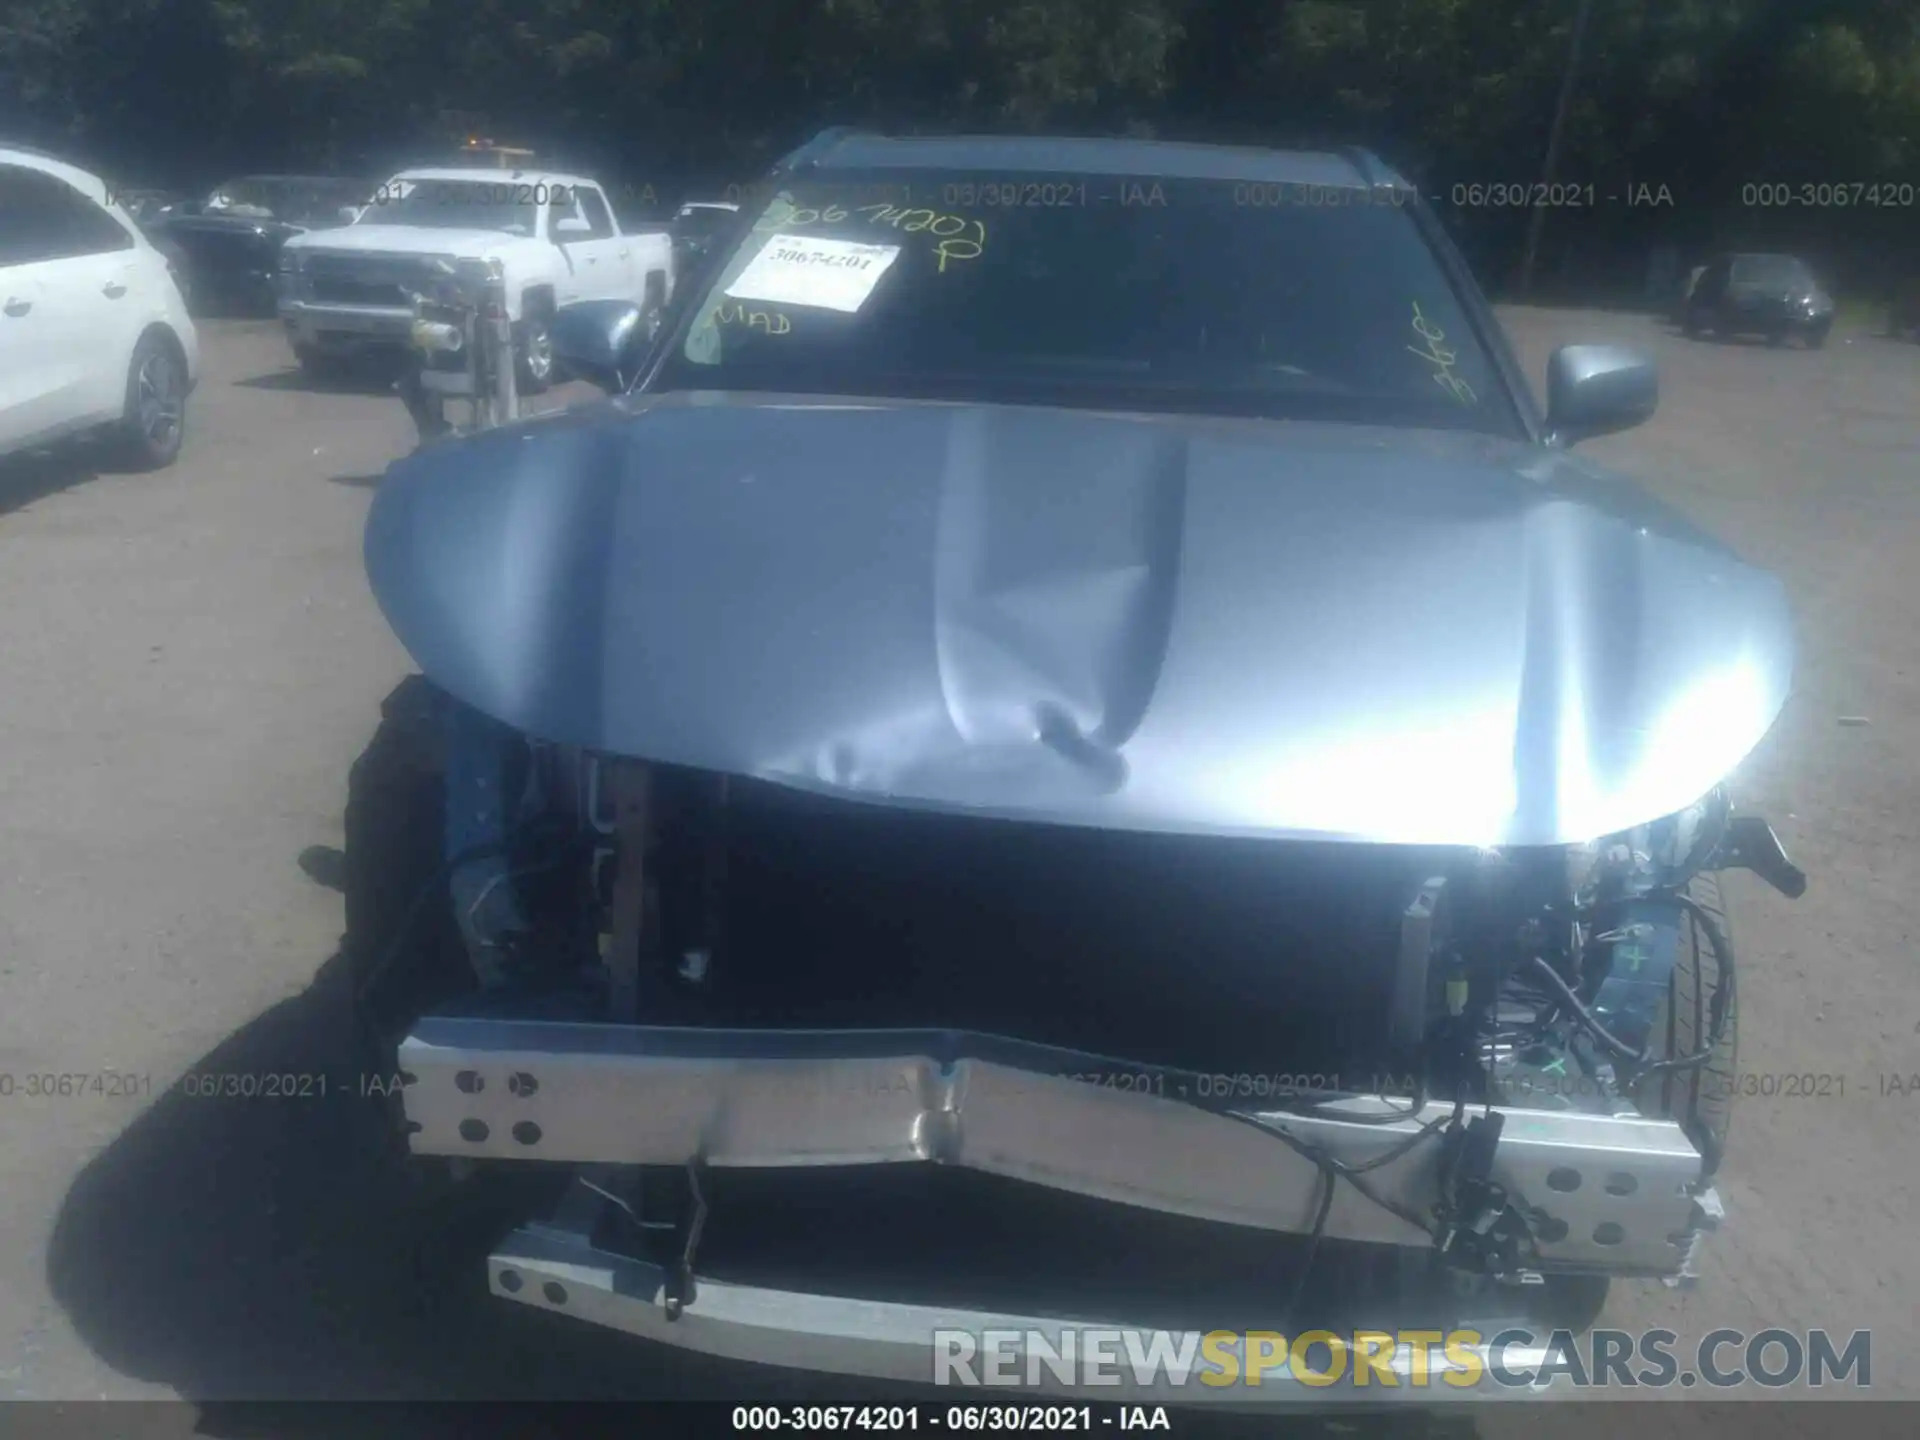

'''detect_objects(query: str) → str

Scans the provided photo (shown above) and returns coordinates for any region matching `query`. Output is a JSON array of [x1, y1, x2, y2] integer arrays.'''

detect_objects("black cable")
[[353, 838, 509, 1007], [1632, 891, 1737, 1080], [1522, 954, 1643, 1064], [1218, 1103, 1454, 1325], [1279, 1163, 1337, 1324], [1526, 889, 1738, 1079]]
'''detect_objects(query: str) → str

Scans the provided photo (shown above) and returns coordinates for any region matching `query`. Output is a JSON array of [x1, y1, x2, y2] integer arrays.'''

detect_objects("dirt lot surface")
[[0, 311, 1915, 1435]]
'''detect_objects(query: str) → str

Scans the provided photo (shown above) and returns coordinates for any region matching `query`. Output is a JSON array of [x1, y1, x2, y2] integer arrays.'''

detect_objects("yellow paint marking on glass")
[[1407, 301, 1478, 404]]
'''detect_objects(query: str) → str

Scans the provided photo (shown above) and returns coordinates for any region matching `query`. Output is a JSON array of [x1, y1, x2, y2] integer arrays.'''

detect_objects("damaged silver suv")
[[348, 130, 1806, 1399]]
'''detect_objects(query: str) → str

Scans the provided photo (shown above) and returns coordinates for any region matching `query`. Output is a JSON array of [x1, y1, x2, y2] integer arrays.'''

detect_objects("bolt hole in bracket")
[[402, 1017, 1718, 1279]]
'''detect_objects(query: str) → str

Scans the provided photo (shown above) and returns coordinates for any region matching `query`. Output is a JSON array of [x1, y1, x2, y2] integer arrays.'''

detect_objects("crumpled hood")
[[364, 393, 1795, 846]]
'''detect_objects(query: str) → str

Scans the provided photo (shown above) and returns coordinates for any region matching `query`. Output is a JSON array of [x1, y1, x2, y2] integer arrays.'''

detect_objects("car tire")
[[1806, 323, 1830, 350], [1765, 325, 1787, 347], [515, 306, 555, 396], [343, 675, 473, 1042], [1681, 309, 1704, 338], [342, 677, 577, 1221], [1637, 871, 1737, 1162], [112, 330, 187, 471], [341, 677, 478, 1186], [340, 677, 574, 1221]]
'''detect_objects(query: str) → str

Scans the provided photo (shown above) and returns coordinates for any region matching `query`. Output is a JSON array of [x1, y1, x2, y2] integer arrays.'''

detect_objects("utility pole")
[[1517, 0, 1597, 296]]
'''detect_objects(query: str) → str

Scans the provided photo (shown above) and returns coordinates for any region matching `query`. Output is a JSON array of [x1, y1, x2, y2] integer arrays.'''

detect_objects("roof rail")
[[768, 126, 868, 176]]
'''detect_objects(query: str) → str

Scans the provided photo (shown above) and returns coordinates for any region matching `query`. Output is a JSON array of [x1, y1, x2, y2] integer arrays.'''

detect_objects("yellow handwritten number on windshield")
[[853, 204, 987, 271], [1408, 302, 1477, 404]]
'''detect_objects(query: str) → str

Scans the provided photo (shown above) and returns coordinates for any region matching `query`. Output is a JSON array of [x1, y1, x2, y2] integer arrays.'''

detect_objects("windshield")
[[657, 172, 1518, 434], [1731, 254, 1813, 289], [360, 178, 548, 235]]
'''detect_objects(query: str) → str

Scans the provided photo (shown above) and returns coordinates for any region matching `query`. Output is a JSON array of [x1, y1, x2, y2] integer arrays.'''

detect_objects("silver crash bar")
[[398, 1017, 1717, 1276], [488, 1178, 1572, 1401]]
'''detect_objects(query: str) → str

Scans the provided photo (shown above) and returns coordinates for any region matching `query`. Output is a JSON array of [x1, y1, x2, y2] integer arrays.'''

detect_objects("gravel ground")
[[0, 310, 1914, 1434]]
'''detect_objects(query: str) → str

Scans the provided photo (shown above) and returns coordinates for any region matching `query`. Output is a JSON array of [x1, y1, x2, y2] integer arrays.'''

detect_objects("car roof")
[[220, 174, 367, 185], [1729, 252, 1806, 264], [389, 166, 592, 188], [781, 131, 1409, 189], [0, 143, 110, 201]]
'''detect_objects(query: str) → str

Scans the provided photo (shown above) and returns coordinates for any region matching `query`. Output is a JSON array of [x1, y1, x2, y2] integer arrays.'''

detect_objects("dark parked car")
[[160, 174, 369, 314], [105, 185, 194, 306], [1887, 275, 1920, 340], [351, 131, 1804, 1395], [110, 186, 187, 226], [1681, 251, 1834, 347]]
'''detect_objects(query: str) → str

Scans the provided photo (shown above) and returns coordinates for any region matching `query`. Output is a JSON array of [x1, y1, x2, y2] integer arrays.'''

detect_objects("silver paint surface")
[[364, 392, 1794, 846]]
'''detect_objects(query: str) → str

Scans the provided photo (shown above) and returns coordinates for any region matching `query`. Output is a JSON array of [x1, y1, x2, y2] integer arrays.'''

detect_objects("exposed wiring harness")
[[1510, 885, 1736, 1176], [1217, 1084, 1468, 1325], [1523, 888, 1736, 1079]]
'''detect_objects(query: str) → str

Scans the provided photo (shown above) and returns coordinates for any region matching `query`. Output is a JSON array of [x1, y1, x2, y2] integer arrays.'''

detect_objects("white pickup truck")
[[276, 167, 674, 391]]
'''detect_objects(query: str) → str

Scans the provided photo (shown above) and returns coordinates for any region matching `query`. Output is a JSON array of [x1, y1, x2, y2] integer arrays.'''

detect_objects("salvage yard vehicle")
[[162, 174, 369, 315], [349, 130, 1807, 1399], [0, 143, 198, 469], [276, 166, 674, 392], [1681, 251, 1835, 347]]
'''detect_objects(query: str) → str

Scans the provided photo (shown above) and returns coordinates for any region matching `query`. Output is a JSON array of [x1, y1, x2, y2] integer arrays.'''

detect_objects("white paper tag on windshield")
[[725, 234, 902, 313]]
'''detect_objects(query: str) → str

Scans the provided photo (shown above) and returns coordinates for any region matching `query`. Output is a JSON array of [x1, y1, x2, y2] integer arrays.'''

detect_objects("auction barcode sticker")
[[725, 233, 902, 313]]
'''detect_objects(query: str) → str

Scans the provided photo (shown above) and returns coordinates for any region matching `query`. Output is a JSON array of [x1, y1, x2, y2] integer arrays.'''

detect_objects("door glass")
[[577, 189, 616, 240], [38, 173, 133, 260], [0, 165, 99, 267], [549, 185, 586, 240]]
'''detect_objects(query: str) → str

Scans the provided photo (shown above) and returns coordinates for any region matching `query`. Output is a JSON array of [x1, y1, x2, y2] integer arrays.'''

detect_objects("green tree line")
[[5, 0, 1918, 293]]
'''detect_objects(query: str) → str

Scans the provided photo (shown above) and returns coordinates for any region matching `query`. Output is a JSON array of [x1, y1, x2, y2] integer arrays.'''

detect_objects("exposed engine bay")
[[349, 291, 1810, 1389], [358, 691, 1806, 1366], [431, 727, 1802, 1133]]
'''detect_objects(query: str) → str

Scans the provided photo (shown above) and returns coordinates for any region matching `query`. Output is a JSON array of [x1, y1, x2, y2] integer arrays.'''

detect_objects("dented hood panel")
[[364, 392, 1794, 846]]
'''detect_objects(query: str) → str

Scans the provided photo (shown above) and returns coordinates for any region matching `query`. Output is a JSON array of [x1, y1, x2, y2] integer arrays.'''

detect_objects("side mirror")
[[1544, 344, 1658, 445], [554, 216, 593, 238], [552, 299, 649, 393]]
